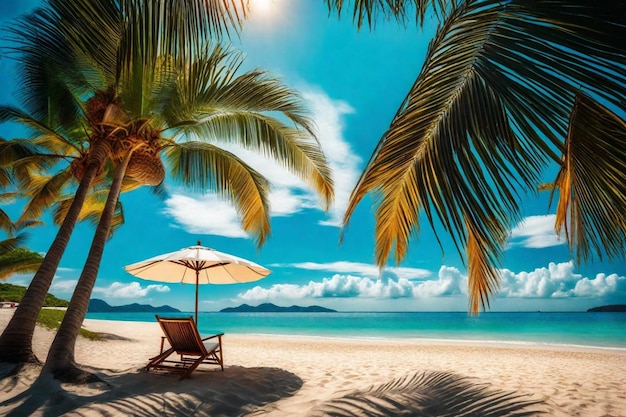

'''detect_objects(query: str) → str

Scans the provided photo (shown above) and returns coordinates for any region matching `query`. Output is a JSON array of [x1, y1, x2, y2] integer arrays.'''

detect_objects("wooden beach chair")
[[146, 315, 224, 379]]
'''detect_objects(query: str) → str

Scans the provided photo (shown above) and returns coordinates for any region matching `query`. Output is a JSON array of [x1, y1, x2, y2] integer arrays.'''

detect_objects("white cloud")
[[302, 89, 361, 226], [162, 86, 361, 237], [498, 261, 626, 298], [509, 214, 564, 248], [238, 266, 464, 301], [93, 282, 170, 298], [275, 260, 431, 280], [163, 194, 248, 237], [51, 279, 78, 294], [238, 261, 625, 303]]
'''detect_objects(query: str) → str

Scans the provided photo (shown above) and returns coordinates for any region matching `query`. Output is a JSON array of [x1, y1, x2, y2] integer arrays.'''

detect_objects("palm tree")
[[0, 0, 256, 364], [329, 0, 626, 314], [2, 0, 333, 381]]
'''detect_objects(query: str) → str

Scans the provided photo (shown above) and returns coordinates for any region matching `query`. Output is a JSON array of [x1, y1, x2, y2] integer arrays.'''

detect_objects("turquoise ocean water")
[[85, 311, 626, 350]]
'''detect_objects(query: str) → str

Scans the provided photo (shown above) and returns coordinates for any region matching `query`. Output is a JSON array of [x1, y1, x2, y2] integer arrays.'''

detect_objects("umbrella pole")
[[195, 270, 199, 325]]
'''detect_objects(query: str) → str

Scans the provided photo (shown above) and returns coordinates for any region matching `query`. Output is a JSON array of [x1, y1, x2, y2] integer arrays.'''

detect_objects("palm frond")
[[18, 169, 75, 223], [325, 0, 457, 30], [52, 188, 125, 239], [47, 0, 120, 83], [0, 209, 16, 236], [0, 236, 27, 255], [552, 93, 626, 263], [343, 0, 626, 309], [466, 217, 506, 314], [176, 112, 333, 211], [164, 142, 271, 247], [308, 370, 545, 416], [164, 44, 317, 138], [0, 247, 44, 280], [124, 0, 247, 55], [4, 5, 99, 128]]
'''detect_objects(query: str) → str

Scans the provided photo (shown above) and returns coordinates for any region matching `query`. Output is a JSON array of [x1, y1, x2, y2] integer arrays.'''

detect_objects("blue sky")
[[1, 0, 625, 312]]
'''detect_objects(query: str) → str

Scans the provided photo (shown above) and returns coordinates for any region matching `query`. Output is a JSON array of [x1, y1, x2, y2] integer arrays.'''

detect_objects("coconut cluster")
[[77, 89, 165, 186]]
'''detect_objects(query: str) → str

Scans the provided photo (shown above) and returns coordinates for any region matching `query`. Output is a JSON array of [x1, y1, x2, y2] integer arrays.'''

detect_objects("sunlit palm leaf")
[[343, 0, 626, 311], [552, 93, 626, 263], [164, 142, 271, 247], [52, 190, 126, 239], [308, 370, 544, 416], [466, 217, 506, 313], [161, 44, 334, 210], [19, 169, 75, 223], [325, 0, 457, 29], [0, 248, 44, 280], [173, 45, 317, 137]]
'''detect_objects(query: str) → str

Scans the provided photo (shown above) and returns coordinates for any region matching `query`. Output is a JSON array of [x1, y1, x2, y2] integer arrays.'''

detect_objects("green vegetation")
[[36, 309, 101, 341], [1, 283, 99, 340], [0, 283, 68, 307]]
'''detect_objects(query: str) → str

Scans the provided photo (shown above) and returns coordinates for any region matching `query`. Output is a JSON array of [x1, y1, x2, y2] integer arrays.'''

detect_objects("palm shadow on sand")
[[307, 370, 547, 417], [0, 364, 303, 417]]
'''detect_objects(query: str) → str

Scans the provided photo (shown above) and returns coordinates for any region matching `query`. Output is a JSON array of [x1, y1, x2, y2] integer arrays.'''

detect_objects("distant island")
[[220, 303, 336, 313], [587, 304, 626, 312], [88, 298, 180, 313]]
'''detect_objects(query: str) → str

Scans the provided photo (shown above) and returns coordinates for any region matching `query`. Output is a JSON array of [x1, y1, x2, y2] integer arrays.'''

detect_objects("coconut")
[[125, 150, 165, 186]]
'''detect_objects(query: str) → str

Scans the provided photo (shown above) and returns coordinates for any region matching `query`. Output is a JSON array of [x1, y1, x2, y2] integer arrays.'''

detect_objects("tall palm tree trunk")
[[0, 141, 111, 364], [42, 152, 131, 382]]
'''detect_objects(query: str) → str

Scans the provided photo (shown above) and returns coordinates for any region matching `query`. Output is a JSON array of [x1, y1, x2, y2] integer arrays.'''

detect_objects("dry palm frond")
[[466, 217, 506, 314], [308, 370, 545, 417], [551, 93, 626, 263]]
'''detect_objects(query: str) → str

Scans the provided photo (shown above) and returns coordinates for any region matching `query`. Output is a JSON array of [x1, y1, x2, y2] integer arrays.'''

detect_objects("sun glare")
[[250, 0, 276, 17]]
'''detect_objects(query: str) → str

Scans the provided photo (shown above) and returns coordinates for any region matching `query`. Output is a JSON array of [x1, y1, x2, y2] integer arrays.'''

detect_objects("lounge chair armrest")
[[201, 333, 224, 342]]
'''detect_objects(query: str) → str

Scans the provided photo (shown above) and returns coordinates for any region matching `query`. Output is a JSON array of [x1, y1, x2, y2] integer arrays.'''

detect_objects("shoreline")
[[83, 315, 626, 353], [2, 309, 625, 416]]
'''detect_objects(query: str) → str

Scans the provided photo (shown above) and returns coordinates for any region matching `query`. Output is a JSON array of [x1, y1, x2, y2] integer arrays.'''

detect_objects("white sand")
[[1, 308, 625, 416]]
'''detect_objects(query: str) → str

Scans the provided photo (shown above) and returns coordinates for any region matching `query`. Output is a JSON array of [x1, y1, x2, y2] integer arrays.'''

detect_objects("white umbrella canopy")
[[124, 241, 270, 323]]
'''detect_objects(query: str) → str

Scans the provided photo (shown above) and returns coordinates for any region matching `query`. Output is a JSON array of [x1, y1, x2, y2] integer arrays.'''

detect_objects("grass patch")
[[37, 309, 101, 341]]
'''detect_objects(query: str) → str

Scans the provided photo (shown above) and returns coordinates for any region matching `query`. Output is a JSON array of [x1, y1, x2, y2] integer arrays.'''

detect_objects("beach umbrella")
[[124, 241, 270, 323]]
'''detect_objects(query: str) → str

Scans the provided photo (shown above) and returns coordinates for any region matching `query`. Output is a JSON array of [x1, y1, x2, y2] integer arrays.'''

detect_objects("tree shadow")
[[307, 370, 547, 417], [1, 364, 303, 417]]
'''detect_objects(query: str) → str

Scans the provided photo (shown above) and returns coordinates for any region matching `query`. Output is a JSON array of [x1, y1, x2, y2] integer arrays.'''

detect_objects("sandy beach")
[[0, 309, 625, 416]]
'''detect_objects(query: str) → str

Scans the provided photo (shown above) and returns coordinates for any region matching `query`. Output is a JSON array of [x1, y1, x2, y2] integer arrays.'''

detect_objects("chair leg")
[[146, 347, 175, 371], [180, 355, 208, 379]]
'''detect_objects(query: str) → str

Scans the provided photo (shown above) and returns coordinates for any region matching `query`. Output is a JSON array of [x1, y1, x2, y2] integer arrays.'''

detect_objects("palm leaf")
[[0, 236, 27, 255], [18, 169, 76, 223], [551, 92, 626, 263], [4, 5, 98, 128], [466, 217, 507, 313], [160, 45, 333, 210], [164, 142, 272, 247], [0, 247, 44, 280], [52, 189, 126, 239], [166, 44, 318, 137], [325, 0, 457, 30], [0, 209, 16, 236], [343, 0, 626, 311], [308, 370, 544, 416]]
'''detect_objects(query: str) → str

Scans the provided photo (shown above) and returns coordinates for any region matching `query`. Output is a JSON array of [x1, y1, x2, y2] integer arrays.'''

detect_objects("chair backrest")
[[156, 316, 208, 356]]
